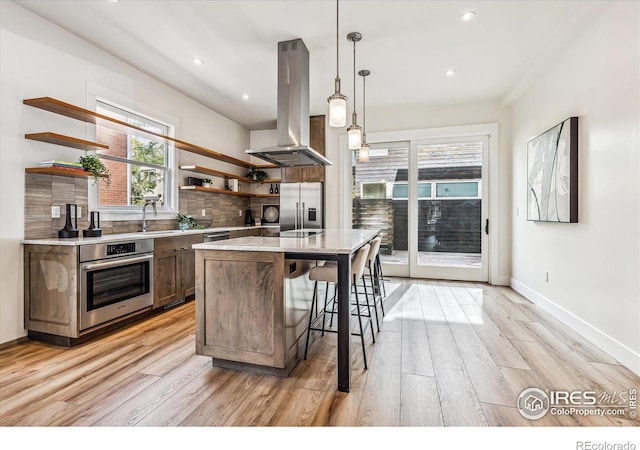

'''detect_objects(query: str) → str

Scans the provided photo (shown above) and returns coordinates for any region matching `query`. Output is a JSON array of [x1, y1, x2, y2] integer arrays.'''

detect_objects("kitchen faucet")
[[142, 195, 160, 232]]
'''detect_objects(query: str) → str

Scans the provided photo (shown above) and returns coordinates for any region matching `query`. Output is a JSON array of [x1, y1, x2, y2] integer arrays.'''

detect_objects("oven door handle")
[[81, 253, 154, 271]]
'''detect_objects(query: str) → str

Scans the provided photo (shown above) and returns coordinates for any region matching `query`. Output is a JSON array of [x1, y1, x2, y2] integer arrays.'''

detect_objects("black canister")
[[244, 209, 255, 226], [83, 211, 102, 237], [58, 203, 79, 238]]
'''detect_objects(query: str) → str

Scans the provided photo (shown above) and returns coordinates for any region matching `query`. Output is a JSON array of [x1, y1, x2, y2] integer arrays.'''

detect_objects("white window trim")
[[85, 86, 179, 221], [339, 122, 500, 284]]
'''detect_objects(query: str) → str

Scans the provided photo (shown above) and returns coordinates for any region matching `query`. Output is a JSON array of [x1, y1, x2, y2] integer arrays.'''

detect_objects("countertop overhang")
[[192, 229, 379, 254]]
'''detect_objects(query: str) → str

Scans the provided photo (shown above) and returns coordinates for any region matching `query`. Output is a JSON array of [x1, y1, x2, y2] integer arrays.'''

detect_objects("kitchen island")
[[192, 229, 379, 392]]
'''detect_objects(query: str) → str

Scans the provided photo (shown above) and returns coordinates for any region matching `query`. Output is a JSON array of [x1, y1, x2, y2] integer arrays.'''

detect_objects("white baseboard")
[[492, 275, 511, 286], [510, 278, 640, 376]]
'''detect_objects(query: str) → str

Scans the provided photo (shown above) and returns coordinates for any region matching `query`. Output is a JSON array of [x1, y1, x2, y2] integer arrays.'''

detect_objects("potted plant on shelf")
[[201, 178, 212, 188], [247, 168, 268, 184], [176, 213, 204, 231], [78, 152, 111, 186]]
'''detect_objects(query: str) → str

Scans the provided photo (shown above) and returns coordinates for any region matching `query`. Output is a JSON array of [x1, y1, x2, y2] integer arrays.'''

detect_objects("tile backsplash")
[[24, 173, 252, 239]]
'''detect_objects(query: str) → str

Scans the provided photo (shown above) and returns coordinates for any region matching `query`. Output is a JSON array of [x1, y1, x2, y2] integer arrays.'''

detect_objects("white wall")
[[0, 2, 250, 345], [510, 1, 640, 373]]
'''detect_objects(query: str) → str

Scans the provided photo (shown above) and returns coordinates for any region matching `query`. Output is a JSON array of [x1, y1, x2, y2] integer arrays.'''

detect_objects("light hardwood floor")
[[1, 279, 638, 427]]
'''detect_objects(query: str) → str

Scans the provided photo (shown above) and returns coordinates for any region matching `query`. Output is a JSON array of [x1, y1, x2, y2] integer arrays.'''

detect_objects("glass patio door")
[[351, 136, 489, 281], [351, 141, 410, 277], [408, 136, 489, 281]]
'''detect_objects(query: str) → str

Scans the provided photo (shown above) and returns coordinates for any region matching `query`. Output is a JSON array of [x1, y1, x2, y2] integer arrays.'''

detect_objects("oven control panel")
[[79, 239, 154, 263], [106, 242, 136, 256]]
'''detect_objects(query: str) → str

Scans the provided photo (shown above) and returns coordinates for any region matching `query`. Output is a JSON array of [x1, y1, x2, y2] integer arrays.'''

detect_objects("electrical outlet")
[[201, 209, 206, 217], [51, 205, 60, 218], [77, 206, 82, 219], [238, 210, 242, 217]]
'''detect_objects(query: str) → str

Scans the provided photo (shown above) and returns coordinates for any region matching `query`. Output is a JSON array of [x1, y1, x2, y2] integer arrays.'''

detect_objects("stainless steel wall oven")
[[79, 239, 154, 330]]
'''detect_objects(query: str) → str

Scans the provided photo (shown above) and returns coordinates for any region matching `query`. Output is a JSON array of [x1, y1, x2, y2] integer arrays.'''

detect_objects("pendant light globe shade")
[[358, 142, 370, 162], [328, 94, 347, 127], [347, 124, 362, 149]]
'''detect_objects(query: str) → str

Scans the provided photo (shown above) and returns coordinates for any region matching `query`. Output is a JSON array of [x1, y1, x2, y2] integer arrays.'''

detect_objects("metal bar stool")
[[374, 243, 387, 299], [363, 236, 384, 331], [303, 243, 373, 369]]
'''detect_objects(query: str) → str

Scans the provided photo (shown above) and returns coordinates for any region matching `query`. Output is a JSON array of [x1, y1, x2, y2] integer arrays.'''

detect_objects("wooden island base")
[[195, 249, 315, 375]]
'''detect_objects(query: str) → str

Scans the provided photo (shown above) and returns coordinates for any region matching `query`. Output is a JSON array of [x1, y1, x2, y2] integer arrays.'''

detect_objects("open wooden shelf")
[[179, 165, 252, 183], [24, 97, 263, 169], [179, 185, 253, 197], [25, 132, 109, 151], [25, 167, 107, 179], [253, 164, 279, 169], [263, 179, 281, 184], [178, 186, 280, 198]]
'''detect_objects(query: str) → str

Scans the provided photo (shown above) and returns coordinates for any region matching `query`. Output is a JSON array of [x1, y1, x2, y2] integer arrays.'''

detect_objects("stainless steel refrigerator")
[[279, 182, 324, 231]]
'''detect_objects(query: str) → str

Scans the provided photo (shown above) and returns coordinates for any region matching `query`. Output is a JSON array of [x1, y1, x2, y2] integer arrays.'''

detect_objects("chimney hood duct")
[[246, 39, 333, 168]]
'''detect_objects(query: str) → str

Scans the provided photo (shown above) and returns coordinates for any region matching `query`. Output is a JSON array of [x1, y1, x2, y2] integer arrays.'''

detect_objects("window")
[[392, 182, 432, 199], [361, 182, 387, 199], [392, 181, 479, 199], [95, 100, 174, 210], [435, 181, 479, 198]]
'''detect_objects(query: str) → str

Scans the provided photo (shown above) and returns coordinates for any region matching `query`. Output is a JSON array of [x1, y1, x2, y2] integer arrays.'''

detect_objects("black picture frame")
[[527, 116, 578, 223]]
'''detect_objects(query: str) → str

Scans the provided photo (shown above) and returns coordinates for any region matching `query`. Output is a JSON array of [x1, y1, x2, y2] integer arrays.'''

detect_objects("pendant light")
[[346, 32, 362, 150], [358, 69, 370, 162], [327, 0, 347, 127]]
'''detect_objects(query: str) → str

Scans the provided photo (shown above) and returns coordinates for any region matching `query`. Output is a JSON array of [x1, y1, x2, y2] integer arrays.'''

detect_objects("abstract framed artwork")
[[527, 116, 578, 223]]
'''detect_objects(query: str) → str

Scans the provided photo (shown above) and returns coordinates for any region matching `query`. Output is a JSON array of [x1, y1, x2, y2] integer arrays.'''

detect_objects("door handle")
[[485, 219, 489, 235], [295, 202, 299, 229], [301, 202, 305, 229]]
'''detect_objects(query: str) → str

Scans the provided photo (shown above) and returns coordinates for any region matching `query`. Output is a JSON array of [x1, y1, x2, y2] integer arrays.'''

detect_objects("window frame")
[[88, 96, 177, 219], [360, 182, 388, 200], [390, 179, 481, 200], [433, 179, 482, 200], [391, 182, 433, 200]]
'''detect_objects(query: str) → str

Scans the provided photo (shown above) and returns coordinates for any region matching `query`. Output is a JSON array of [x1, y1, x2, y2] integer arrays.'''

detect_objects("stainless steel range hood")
[[246, 39, 332, 168]]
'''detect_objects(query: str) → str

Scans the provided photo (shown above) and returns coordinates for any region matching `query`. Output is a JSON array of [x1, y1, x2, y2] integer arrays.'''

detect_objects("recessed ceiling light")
[[242, 94, 250, 100], [446, 69, 456, 78], [460, 11, 476, 22], [192, 58, 205, 65]]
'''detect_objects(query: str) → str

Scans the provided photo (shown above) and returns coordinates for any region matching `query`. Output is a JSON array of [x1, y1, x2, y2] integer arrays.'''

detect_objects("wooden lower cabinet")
[[153, 234, 203, 308], [24, 244, 80, 338], [195, 249, 314, 374], [229, 228, 261, 239], [261, 227, 279, 237]]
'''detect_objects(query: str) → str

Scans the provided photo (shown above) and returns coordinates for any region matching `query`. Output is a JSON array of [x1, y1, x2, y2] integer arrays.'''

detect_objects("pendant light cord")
[[336, 0, 339, 79], [362, 75, 366, 135], [352, 38, 357, 122]]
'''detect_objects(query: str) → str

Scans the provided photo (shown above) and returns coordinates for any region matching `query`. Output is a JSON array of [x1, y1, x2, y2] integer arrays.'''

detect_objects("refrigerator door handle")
[[301, 202, 305, 229], [295, 202, 299, 229]]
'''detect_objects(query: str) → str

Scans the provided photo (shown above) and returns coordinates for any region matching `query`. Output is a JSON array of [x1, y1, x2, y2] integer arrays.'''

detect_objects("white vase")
[[202, 182, 211, 188]]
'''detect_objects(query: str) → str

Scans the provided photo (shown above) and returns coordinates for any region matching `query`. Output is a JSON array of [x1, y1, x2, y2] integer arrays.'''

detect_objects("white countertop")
[[192, 229, 379, 254], [20, 225, 279, 246]]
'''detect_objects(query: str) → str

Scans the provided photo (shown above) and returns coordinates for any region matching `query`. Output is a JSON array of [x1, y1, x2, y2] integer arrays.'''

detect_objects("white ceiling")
[[16, 0, 606, 130]]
